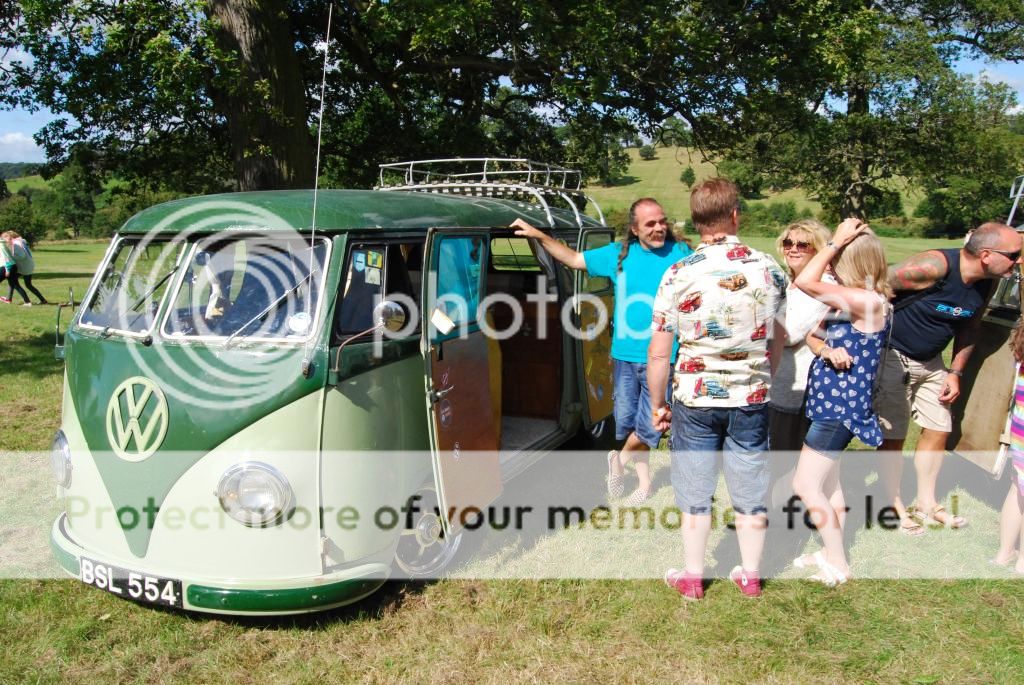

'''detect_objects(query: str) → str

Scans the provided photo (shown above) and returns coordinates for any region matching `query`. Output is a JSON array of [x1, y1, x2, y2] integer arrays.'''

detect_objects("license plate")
[[80, 557, 183, 608]]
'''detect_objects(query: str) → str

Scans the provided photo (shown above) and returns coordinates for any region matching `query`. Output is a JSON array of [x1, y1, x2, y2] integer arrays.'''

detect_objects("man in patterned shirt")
[[648, 177, 788, 599]]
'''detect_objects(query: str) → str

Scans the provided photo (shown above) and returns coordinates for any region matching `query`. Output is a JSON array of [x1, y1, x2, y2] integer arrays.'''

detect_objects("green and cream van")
[[49, 160, 617, 615]]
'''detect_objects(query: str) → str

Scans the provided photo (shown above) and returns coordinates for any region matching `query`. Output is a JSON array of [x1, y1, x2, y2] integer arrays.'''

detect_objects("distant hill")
[[0, 162, 42, 180], [586, 147, 821, 230]]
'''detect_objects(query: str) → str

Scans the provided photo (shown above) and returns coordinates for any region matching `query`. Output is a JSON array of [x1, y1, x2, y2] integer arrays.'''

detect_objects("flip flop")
[[793, 550, 824, 570], [989, 551, 1019, 567], [807, 556, 850, 587], [606, 450, 624, 499], [924, 504, 968, 529], [899, 514, 925, 537]]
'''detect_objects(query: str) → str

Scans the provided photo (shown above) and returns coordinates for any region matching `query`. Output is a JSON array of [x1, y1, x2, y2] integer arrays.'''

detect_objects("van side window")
[[336, 241, 423, 336], [580, 232, 613, 294], [434, 236, 484, 327]]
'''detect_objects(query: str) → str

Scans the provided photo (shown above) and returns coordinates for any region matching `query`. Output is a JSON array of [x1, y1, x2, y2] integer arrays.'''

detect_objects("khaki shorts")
[[875, 351, 952, 439]]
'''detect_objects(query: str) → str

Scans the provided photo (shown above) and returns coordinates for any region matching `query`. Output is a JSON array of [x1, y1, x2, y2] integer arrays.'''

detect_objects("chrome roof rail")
[[376, 158, 604, 228], [1009, 174, 1024, 229]]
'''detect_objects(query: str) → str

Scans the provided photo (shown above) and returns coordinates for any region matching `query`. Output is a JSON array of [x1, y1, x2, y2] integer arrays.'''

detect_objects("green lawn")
[[587, 147, 823, 225], [1, 232, 1020, 683], [6, 174, 50, 194]]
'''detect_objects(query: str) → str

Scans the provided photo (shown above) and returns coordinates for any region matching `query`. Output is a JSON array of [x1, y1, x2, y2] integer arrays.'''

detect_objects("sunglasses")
[[782, 238, 813, 252], [988, 248, 1021, 261]]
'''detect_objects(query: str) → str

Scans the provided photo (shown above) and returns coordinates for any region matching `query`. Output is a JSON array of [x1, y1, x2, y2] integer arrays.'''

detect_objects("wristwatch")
[[948, 368, 963, 377]]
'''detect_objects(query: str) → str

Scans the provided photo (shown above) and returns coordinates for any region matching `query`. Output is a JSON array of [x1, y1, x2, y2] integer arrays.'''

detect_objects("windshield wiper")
[[224, 270, 318, 348], [124, 265, 180, 329]]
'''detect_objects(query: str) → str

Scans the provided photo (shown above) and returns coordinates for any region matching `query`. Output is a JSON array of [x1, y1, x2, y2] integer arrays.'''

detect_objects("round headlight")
[[217, 462, 294, 527], [50, 430, 72, 489]]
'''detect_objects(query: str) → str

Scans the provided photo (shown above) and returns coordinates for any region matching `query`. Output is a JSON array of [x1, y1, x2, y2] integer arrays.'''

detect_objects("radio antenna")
[[303, 3, 332, 377]]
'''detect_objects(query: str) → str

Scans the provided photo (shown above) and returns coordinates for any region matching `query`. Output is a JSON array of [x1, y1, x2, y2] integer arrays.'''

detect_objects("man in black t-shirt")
[[876, 222, 1022, 534]]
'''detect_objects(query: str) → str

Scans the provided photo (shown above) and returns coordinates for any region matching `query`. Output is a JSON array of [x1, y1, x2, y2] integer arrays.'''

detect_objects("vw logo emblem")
[[105, 377, 169, 462]]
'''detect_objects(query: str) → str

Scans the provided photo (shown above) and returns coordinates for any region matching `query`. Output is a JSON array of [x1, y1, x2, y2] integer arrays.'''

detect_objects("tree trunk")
[[208, 0, 314, 191], [840, 84, 870, 220]]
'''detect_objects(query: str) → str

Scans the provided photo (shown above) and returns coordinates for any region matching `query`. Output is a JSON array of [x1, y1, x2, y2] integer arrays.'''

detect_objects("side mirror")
[[330, 300, 408, 377], [54, 287, 75, 360], [373, 300, 407, 332]]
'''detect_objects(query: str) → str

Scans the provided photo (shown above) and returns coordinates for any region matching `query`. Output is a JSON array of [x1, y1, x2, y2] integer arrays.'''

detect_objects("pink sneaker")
[[664, 568, 704, 601], [0, 296, 10, 304], [729, 565, 762, 598]]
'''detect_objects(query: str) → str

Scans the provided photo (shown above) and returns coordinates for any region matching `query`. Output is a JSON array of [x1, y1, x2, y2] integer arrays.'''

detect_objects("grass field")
[[1, 226, 1021, 682], [586, 147, 824, 225]]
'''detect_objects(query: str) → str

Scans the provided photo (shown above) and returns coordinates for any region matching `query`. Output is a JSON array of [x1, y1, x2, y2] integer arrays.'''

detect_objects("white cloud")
[[0, 132, 45, 163]]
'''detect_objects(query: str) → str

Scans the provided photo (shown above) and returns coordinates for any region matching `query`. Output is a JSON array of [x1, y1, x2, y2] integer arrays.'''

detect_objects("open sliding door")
[[573, 227, 616, 428], [422, 229, 503, 533]]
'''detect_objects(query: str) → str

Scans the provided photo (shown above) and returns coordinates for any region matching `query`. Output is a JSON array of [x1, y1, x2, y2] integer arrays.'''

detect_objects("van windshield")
[[79, 238, 185, 334], [162, 236, 328, 342]]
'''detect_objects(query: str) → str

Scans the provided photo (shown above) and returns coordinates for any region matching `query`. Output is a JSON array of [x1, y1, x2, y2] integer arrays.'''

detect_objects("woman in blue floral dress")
[[791, 218, 892, 585]]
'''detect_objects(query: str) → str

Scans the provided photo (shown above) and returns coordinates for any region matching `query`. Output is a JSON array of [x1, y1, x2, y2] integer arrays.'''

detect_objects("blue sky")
[[1, 59, 1022, 165]]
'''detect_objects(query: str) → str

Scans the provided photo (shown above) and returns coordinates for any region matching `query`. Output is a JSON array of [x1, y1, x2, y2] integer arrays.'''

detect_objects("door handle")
[[432, 386, 455, 402]]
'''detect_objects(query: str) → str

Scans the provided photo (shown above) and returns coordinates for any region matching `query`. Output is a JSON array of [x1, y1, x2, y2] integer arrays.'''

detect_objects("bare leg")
[[682, 513, 712, 575], [735, 513, 768, 573], [996, 474, 1023, 566], [879, 438, 911, 522], [913, 428, 965, 525], [793, 445, 850, 576], [827, 464, 847, 533], [611, 432, 652, 492]]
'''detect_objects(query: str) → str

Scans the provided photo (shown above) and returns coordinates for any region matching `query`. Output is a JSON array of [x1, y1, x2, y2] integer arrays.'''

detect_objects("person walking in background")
[[0, 233, 20, 304], [877, 222, 1022, 534], [790, 219, 892, 586], [512, 198, 692, 505], [650, 178, 787, 600], [2, 231, 47, 305], [994, 318, 1024, 575]]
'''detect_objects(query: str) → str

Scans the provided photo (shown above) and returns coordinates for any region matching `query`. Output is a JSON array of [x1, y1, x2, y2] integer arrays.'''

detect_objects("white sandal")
[[606, 450, 624, 499], [793, 551, 825, 570], [807, 556, 850, 587]]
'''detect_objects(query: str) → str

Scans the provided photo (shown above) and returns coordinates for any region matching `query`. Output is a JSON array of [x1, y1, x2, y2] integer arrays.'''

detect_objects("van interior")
[[335, 233, 571, 455]]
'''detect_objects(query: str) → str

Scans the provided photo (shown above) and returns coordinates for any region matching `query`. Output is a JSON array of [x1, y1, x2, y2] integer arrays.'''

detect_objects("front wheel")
[[393, 484, 462, 578], [572, 414, 617, 451]]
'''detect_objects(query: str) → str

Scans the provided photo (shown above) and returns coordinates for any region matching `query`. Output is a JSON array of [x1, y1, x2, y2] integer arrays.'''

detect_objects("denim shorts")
[[613, 359, 666, 448], [803, 419, 855, 459], [670, 404, 770, 515]]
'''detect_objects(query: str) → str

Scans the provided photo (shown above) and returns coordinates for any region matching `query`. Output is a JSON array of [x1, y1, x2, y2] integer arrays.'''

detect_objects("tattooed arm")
[[886, 250, 949, 295]]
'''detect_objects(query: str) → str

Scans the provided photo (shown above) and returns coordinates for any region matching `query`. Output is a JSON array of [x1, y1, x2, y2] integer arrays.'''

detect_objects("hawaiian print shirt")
[[651, 236, 788, 408]]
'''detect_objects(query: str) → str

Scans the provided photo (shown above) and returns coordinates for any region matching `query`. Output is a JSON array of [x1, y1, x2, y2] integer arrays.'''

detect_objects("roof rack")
[[376, 158, 605, 228], [1009, 174, 1024, 228]]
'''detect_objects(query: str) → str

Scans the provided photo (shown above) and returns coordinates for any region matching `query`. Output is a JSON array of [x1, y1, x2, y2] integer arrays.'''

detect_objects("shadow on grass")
[[0, 332, 62, 381], [598, 175, 639, 187], [32, 272, 96, 280], [187, 579, 432, 630]]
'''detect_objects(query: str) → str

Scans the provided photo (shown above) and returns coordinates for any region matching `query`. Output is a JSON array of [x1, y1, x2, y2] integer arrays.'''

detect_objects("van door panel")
[[423, 230, 502, 533], [575, 228, 616, 427]]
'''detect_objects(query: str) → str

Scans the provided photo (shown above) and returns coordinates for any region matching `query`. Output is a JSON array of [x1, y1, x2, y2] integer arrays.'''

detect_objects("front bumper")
[[50, 513, 389, 615]]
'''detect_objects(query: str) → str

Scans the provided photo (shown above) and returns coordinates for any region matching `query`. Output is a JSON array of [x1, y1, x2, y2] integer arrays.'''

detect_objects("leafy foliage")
[[1, 0, 860, 191], [679, 166, 696, 187], [710, 3, 1024, 224], [0, 163, 41, 180], [638, 145, 657, 161], [0, 195, 45, 244]]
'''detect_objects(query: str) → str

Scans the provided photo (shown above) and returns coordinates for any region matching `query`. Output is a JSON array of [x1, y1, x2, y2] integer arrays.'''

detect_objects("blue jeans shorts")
[[613, 359, 666, 449], [803, 419, 855, 459], [670, 404, 770, 515]]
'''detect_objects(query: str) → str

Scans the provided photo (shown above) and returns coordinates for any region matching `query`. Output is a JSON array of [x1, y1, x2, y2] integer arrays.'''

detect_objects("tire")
[[572, 414, 617, 451], [393, 484, 463, 578]]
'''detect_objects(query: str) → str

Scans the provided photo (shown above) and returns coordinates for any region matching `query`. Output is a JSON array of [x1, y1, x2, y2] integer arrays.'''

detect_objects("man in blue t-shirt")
[[512, 198, 692, 505]]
